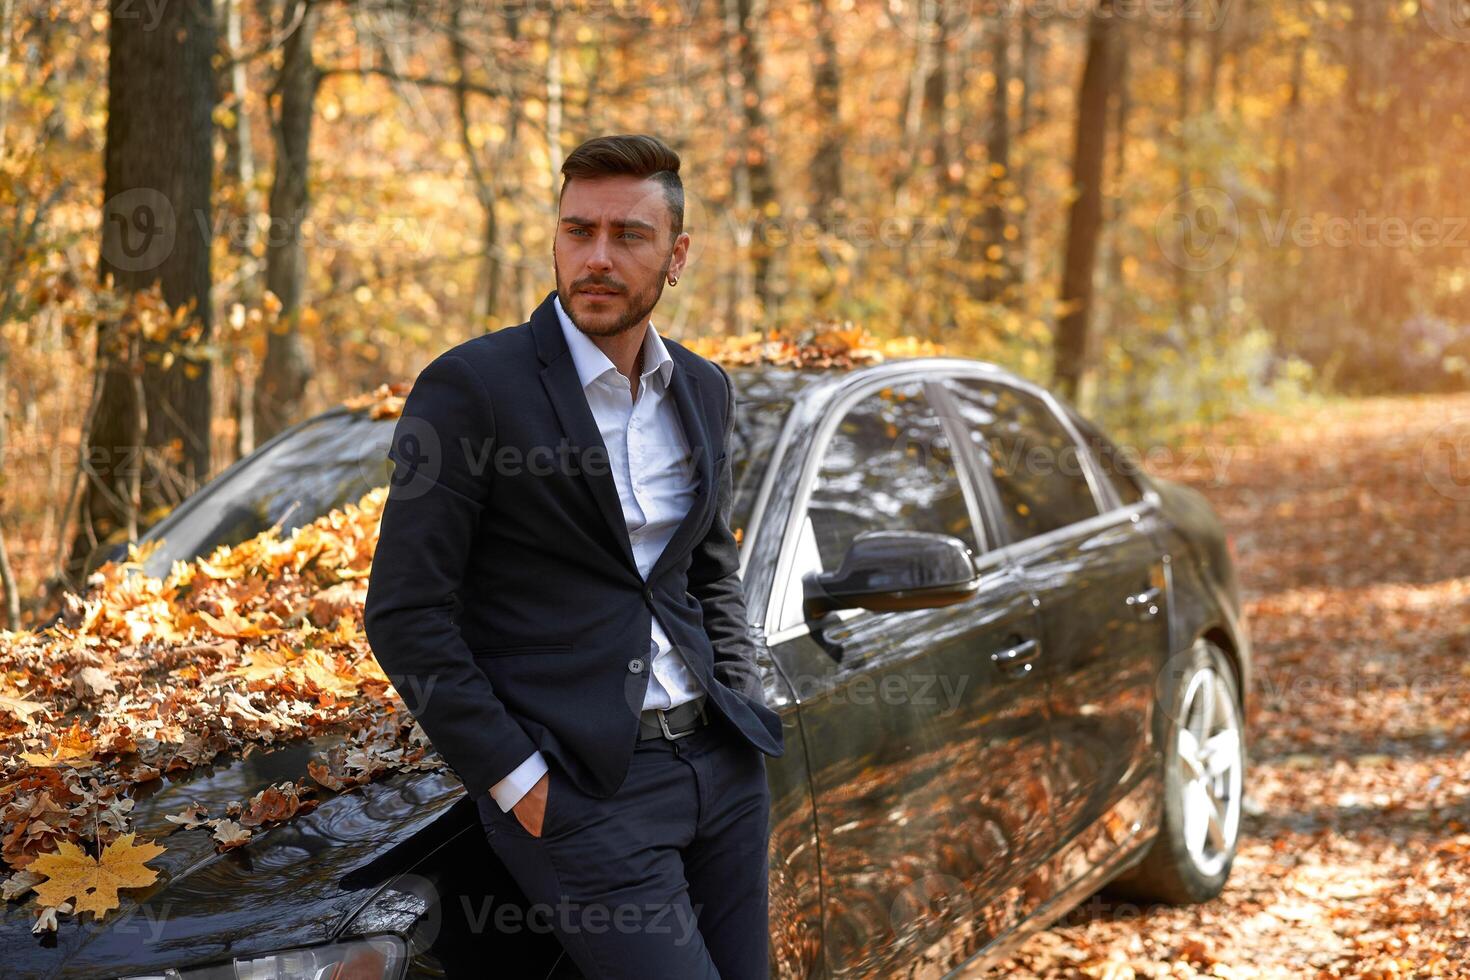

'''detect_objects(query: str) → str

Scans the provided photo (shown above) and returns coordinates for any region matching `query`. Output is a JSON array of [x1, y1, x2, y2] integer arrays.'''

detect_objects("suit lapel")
[[532, 289, 714, 580]]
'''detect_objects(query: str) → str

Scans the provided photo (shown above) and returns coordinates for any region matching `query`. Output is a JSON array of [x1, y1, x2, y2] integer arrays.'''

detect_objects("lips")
[[581, 287, 620, 295]]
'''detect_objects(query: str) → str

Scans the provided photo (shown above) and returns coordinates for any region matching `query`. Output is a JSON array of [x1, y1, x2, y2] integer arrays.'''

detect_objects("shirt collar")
[[554, 292, 674, 392]]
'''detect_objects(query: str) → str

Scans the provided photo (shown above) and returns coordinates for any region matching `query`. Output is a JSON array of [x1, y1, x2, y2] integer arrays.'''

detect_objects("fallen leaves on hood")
[[0, 484, 441, 932]]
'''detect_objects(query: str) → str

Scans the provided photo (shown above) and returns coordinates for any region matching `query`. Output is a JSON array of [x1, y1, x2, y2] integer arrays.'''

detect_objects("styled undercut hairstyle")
[[559, 134, 684, 243]]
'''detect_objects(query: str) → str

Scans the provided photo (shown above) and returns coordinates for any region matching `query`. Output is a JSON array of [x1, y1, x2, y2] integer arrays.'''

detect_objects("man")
[[363, 134, 785, 979]]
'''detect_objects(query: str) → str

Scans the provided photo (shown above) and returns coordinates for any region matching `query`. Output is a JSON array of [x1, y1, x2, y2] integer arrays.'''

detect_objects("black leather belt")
[[638, 696, 709, 741]]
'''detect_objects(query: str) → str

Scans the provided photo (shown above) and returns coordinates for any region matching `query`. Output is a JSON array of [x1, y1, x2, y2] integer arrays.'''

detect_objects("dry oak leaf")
[[211, 819, 251, 849], [29, 833, 166, 919], [163, 802, 210, 831], [33, 899, 73, 934], [72, 666, 118, 701], [2, 868, 44, 900], [0, 691, 47, 722], [239, 782, 317, 828]]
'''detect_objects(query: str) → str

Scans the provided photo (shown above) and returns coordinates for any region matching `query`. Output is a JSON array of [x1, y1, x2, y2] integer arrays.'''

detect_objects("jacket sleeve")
[[363, 352, 540, 800], [685, 362, 768, 703]]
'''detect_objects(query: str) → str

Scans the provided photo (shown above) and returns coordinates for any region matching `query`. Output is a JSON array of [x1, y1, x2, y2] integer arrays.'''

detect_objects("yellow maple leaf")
[[229, 645, 294, 682], [196, 607, 278, 639], [30, 833, 166, 919], [296, 650, 359, 697]]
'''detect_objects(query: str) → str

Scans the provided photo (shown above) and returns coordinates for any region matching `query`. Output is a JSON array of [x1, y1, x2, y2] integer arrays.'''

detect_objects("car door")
[[763, 374, 1054, 978], [941, 375, 1169, 886]]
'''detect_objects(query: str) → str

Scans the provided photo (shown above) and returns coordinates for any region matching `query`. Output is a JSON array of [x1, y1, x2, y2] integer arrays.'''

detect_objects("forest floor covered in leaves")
[[997, 392, 1470, 979]]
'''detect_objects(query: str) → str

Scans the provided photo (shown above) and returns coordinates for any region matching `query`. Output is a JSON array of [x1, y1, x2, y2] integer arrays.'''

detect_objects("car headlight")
[[118, 934, 408, 980]]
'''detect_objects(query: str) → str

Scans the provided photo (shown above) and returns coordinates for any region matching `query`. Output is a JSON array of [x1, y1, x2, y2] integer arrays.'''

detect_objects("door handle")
[[990, 637, 1040, 675], [1125, 586, 1162, 616]]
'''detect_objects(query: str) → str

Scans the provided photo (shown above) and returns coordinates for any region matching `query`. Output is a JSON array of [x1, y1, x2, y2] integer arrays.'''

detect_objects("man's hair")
[[559, 134, 684, 243]]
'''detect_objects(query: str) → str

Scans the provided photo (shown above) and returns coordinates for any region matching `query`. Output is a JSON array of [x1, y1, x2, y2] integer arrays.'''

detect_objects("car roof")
[[335, 354, 1038, 424], [723, 354, 1053, 414]]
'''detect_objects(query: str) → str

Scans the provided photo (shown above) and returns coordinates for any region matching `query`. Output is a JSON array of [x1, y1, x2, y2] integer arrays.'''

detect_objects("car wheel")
[[1108, 638, 1245, 905]]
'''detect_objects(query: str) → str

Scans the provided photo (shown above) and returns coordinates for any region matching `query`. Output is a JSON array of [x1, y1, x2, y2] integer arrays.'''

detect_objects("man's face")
[[553, 174, 689, 338]]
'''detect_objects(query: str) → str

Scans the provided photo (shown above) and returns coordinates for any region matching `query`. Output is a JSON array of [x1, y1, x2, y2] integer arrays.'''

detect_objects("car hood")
[[5, 733, 466, 980]]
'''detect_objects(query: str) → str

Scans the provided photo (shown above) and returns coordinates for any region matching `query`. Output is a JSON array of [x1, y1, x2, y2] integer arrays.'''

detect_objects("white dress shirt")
[[488, 293, 708, 811]]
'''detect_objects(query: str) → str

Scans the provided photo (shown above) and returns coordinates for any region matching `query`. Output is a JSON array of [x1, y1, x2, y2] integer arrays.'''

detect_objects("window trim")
[[1057, 401, 1152, 508], [938, 369, 1115, 540], [937, 367, 1165, 562], [762, 369, 998, 638]]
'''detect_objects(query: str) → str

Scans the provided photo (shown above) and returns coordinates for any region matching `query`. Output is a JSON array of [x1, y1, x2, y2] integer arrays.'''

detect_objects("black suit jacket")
[[364, 288, 785, 802]]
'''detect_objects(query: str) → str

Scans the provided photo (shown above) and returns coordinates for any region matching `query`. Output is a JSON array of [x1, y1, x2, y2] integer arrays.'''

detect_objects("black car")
[[8, 356, 1251, 978]]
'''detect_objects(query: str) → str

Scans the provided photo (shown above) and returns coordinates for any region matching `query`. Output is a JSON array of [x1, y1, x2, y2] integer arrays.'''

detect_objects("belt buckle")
[[658, 701, 705, 740]]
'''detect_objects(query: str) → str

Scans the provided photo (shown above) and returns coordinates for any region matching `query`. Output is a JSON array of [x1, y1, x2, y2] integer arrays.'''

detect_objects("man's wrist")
[[488, 750, 549, 811]]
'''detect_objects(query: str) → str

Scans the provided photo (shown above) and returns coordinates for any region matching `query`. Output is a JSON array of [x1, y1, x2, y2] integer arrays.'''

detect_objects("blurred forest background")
[[1, 0, 1468, 628]]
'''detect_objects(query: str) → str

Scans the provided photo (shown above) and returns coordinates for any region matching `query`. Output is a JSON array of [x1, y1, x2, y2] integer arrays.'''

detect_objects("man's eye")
[[621, 232, 642, 240]]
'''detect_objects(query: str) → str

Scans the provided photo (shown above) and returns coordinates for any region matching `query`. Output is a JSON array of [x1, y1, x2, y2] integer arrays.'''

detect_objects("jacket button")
[[628, 658, 645, 674], [643, 586, 655, 603]]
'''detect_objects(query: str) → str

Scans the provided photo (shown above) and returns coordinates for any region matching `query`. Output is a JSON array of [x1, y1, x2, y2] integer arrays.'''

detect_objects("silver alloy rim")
[[1176, 663, 1242, 877]]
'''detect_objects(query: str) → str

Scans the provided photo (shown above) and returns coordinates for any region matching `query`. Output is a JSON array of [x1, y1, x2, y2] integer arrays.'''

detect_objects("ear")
[[669, 232, 691, 280]]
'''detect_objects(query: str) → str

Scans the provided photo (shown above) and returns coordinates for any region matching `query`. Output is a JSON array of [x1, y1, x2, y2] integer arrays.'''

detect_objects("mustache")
[[576, 279, 626, 292]]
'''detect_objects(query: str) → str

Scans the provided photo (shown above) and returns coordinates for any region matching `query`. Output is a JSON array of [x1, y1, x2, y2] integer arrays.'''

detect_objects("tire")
[[1107, 638, 1246, 905]]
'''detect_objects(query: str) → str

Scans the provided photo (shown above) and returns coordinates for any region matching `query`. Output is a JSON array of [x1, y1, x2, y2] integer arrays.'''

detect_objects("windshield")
[[138, 410, 396, 578], [728, 369, 808, 542], [140, 380, 800, 577]]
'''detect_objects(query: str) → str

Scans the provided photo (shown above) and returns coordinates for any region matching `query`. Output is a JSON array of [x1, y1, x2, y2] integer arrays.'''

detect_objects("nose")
[[585, 231, 613, 274]]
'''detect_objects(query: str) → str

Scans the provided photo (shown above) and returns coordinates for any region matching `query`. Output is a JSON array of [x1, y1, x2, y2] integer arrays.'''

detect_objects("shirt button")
[[628, 658, 645, 674]]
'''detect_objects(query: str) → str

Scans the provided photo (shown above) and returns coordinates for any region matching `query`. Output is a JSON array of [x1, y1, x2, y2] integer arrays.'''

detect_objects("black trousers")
[[473, 712, 772, 979]]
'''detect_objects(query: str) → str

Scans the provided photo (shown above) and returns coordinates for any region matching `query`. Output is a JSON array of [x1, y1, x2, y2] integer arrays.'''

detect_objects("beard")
[[554, 250, 673, 339]]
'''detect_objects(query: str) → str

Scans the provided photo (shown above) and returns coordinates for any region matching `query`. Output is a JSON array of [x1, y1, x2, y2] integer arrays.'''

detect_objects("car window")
[[944, 377, 1101, 542], [775, 380, 977, 629], [1062, 406, 1147, 506]]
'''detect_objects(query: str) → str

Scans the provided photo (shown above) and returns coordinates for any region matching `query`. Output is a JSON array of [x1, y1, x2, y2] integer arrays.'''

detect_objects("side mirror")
[[801, 530, 979, 619]]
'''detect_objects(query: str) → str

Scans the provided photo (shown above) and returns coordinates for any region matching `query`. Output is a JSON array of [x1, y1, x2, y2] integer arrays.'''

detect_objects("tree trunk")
[[809, 0, 843, 215], [253, 0, 319, 443], [724, 0, 778, 322], [1017, 17, 1045, 288], [0, 349, 17, 630], [71, 0, 216, 587], [978, 17, 1013, 302], [1053, 0, 1116, 404], [1173, 6, 1193, 328]]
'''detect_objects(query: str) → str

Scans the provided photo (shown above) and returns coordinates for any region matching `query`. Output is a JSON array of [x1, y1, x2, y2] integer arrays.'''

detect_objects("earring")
[[668, 276, 678, 286]]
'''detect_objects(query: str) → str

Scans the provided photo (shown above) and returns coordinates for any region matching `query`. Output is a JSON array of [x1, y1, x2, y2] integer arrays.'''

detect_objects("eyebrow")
[[560, 215, 658, 234]]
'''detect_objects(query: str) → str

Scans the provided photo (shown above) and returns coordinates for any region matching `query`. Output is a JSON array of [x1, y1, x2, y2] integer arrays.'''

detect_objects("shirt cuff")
[[488, 750, 548, 812]]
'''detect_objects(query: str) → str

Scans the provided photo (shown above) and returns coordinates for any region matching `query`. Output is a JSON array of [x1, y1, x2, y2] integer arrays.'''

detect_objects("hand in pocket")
[[512, 769, 550, 837]]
